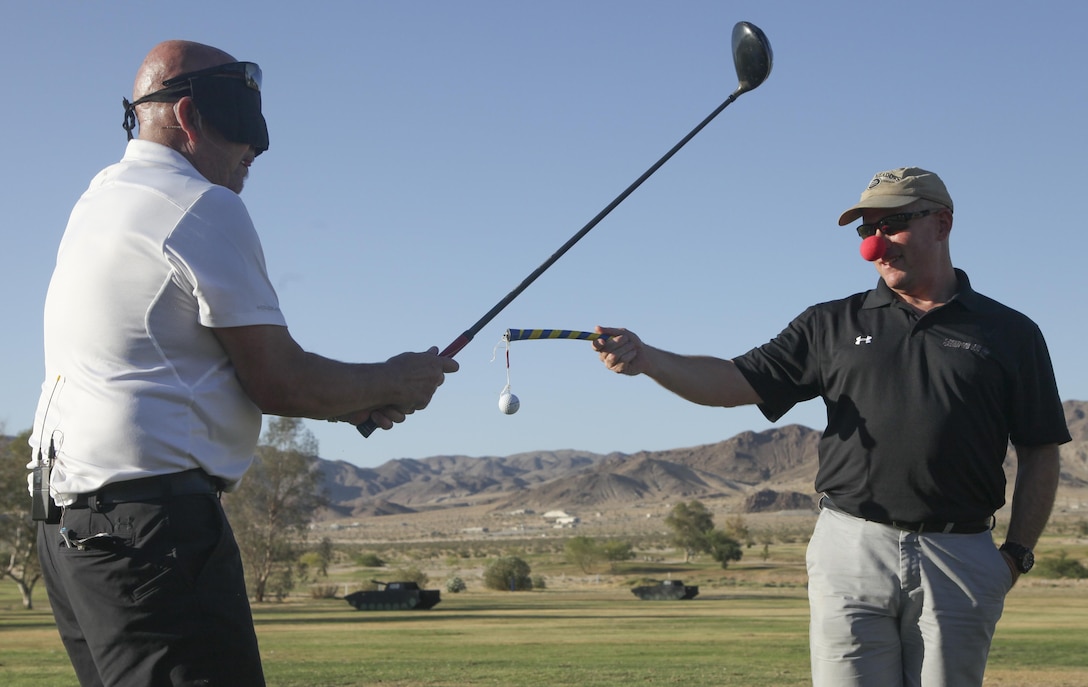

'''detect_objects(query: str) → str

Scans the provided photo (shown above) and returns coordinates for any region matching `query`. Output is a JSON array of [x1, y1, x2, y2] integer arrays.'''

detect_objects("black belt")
[[819, 496, 993, 535], [68, 469, 222, 509]]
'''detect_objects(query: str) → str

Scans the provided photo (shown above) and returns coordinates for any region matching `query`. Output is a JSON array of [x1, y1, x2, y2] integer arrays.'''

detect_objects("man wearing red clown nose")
[[592, 166, 1069, 687]]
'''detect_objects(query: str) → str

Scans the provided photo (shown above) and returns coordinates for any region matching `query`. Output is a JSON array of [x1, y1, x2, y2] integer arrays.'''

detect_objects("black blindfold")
[[122, 61, 269, 155]]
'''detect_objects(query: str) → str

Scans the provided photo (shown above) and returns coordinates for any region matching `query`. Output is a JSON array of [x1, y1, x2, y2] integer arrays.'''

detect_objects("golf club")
[[358, 21, 773, 437]]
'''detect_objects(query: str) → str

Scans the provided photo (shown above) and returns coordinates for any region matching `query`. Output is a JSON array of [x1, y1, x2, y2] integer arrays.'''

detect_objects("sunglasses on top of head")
[[160, 61, 262, 93], [856, 208, 941, 239]]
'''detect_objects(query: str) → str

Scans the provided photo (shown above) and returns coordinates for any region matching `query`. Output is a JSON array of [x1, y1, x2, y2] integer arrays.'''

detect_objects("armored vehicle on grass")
[[344, 580, 442, 611], [631, 579, 699, 601]]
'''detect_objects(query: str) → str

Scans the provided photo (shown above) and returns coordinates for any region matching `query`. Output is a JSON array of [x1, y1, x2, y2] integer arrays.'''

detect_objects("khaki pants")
[[807, 506, 1011, 687]]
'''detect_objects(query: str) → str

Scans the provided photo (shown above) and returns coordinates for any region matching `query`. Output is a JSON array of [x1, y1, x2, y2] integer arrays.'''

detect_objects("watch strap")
[[1000, 542, 1035, 573]]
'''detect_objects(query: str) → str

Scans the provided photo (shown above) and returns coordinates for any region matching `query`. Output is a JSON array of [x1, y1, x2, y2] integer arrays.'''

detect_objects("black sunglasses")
[[160, 61, 262, 92], [856, 209, 938, 239]]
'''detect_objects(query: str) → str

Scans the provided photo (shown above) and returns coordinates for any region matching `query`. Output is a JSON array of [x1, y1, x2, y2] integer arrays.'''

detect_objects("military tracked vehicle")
[[631, 579, 699, 600], [344, 580, 442, 611]]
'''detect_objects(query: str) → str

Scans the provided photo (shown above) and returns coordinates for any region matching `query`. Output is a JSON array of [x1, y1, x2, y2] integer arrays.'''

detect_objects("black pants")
[[38, 493, 265, 686]]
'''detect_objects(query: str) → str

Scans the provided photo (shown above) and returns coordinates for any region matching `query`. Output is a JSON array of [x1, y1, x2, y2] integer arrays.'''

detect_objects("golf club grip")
[[354, 333, 472, 438], [355, 418, 380, 438]]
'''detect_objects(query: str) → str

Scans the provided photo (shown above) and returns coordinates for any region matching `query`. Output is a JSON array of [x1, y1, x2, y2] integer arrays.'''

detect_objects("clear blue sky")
[[3, 2, 1086, 467]]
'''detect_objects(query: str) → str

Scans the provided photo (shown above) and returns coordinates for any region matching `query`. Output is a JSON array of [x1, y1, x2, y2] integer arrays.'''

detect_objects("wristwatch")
[[1000, 542, 1035, 574]]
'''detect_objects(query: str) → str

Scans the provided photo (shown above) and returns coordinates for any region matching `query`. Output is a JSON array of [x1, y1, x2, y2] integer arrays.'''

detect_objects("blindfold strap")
[[121, 81, 267, 154], [121, 88, 187, 140]]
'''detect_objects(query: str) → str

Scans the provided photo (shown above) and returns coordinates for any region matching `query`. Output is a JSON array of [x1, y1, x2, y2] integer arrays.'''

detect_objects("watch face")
[[1021, 550, 1035, 573]]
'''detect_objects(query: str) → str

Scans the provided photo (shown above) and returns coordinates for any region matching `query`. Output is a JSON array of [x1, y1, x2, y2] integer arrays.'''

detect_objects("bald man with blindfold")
[[30, 40, 457, 686]]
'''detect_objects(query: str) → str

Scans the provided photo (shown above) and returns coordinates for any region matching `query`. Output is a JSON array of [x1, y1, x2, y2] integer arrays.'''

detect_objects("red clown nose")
[[859, 235, 887, 262]]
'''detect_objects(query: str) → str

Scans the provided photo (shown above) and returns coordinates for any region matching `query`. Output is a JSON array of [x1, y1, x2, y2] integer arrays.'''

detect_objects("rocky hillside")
[[1061, 399, 1088, 486], [315, 424, 818, 519], [315, 400, 1088, 519], [4, 402, 1083, 520]]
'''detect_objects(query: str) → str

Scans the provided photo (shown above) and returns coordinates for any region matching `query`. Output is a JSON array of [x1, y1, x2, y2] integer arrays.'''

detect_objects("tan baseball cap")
[[837, 167, 954, 226]]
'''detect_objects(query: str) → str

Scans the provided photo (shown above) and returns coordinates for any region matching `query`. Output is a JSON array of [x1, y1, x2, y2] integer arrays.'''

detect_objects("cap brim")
[[837, 195, 916, 226]]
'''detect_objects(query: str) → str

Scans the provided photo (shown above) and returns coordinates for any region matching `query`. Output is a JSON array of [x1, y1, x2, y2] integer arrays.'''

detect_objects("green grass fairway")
[[3, 584, 1087, 686]]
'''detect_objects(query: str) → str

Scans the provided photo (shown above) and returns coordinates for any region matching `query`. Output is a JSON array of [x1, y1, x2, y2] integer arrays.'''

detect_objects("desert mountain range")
[[315, 400, 1088, 520], [3, 402, 1082, 521]]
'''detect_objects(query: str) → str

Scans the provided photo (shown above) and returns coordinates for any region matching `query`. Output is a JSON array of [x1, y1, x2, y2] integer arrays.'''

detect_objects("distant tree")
[[0, 429, 42, 609], [313, 537, 334, 577], [298, 539, 333, 584], [565, 536, 603, 574], [704, 529, 744, 569], [223, 417, 327, 602], [599, 539, 635, 572], [297, 552, 322, 584], [721, 514, 753, 548], [483, 555, 532, 591], [665, 500, 715, 562]]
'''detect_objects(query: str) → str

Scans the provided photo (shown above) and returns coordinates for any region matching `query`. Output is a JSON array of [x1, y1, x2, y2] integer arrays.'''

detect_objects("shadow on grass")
[[249, 594, 808, 627]]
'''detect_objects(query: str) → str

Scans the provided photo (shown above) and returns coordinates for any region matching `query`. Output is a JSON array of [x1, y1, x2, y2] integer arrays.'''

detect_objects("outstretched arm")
[[592, 326, 762, 408], [213, 324, 459, 430]]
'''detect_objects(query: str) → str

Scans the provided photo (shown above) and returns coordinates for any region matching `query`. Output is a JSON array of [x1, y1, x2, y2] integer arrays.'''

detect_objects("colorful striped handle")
[[504, 328, 603, 342]]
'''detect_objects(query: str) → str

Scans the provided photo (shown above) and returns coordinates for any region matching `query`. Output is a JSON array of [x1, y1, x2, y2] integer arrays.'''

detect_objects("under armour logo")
[[855, 335, 873, 345]]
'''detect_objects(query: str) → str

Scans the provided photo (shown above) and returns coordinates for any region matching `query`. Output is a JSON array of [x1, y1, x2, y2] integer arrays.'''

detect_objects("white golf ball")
[[498, 392, 520, 415]]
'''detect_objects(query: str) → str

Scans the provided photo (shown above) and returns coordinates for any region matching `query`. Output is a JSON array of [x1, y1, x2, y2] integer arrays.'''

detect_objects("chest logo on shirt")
[[854, 335, 873, 345], [942, 338, 990, 356]]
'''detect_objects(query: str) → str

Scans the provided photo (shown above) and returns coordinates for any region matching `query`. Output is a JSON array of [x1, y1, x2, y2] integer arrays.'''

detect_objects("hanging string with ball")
[[491, 334, 520, 415], [491, 329, 607, 415]]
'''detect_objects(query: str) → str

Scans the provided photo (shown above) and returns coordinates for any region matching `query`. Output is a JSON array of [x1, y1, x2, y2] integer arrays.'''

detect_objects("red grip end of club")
[[440, 334, 471, 359], [860, 235, 887, 262]]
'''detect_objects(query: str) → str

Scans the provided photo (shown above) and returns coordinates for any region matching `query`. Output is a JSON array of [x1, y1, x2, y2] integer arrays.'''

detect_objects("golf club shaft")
[[357, 87, 744, 438]]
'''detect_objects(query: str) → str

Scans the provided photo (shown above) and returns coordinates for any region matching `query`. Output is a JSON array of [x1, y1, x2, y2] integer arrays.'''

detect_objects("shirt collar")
[[862, 268, 980, 311], [122, 139, 203, 179]]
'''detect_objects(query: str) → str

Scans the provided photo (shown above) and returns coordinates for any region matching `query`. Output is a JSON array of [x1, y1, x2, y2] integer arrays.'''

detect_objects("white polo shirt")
[[29, 140, 287, 503]]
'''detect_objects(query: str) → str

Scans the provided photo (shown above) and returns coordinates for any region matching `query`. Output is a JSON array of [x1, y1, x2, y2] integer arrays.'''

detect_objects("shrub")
[[1034, 550, 1088, 579], [309, 584, 340, 599], [355, 552, 386, 568], [389, 565, 429, 587], [445, 576, 467, 593], [483, 556, 532, 591]]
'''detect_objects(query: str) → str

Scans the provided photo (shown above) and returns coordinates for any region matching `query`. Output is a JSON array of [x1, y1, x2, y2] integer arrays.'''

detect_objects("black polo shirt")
[[733, 270, 1070, 523]]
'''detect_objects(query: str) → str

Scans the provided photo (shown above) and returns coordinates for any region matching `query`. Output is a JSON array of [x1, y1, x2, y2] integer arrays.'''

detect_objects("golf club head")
[[732, 21, 773, 95]]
